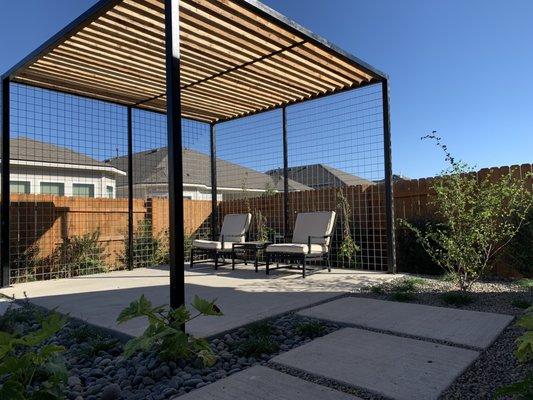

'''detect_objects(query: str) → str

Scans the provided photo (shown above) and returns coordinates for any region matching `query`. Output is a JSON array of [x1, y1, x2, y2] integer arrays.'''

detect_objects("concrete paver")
[[298, 297, 513, 349], [177, 366, 361, 400], [272, 327, 480, 400]]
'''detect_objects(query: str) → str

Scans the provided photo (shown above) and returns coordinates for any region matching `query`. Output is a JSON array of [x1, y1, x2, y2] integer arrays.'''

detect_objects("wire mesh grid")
[[1, 80, 389, 283]]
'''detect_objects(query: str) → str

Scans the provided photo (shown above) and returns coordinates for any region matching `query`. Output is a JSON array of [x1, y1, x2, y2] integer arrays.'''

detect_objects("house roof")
[[266, 163, 374, 189], [106, 147, 311, 191], [1, 137, 125, 175], [3, 0, 386, 123]]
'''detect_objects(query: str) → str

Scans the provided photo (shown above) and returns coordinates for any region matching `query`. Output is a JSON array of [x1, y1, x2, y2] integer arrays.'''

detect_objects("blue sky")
[[1, 0, 532, 178]]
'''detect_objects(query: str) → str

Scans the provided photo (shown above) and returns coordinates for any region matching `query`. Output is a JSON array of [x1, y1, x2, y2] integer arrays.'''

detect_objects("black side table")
[[231, 241, 271, 272]]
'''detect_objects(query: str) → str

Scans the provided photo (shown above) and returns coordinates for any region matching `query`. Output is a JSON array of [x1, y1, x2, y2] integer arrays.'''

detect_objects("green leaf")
[[0, 380, 26, 400], [117, 294, 159, 324], [494, 374, 533, 399], [517, 315, 533, 330], [123, 334, 156, 358], [515, 331, 533, 362], [191, 296, 223, 316]]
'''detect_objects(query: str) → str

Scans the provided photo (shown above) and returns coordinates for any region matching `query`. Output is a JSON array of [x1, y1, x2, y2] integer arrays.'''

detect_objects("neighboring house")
[[374, 174, 411, 183], [0, 137, 125, 198], [266, 163, 374, 190], [106, 147, 311, 200]]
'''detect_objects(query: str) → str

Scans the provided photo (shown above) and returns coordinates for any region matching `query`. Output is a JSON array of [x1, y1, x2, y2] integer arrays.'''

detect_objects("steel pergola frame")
[[0, 0, 396, 307]]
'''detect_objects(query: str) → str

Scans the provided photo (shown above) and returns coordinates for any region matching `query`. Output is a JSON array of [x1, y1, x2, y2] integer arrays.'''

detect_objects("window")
[[10, 181, 30, 194], [73, 183, 95, 198], [40, 182, 64, 196], [106, 186, 114, 199]]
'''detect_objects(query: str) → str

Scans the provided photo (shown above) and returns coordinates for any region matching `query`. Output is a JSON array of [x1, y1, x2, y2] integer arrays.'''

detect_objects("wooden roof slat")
[[8, 0, 384, 122]]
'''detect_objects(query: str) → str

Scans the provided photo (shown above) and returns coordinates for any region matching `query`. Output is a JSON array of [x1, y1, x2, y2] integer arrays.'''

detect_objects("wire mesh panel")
[[286, 84, 387, 270], [216, 110, 285, 244], [7, 83, 129, 283]]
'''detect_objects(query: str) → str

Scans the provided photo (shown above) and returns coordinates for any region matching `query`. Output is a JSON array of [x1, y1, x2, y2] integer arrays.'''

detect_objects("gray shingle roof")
[[3, 137, 118, 169], [266, 164, 374, 189], [106, 147, 311, 192]]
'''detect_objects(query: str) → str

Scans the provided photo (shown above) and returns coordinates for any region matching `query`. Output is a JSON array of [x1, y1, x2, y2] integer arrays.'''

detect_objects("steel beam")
[[165, 0, 185, 309], [382, 80, 397, 273], [282, 107, 290, 240], [127, 106, 134, 270], [1, 78, 10, 287], [210, 123, 218, 241]]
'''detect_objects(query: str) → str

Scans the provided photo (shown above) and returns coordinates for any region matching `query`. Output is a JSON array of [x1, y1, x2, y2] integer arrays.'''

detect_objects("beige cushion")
[[266, 243, 327, 255], [292, 211, 336, 246], [193, 239, 234, 251], [219, 213, 252, 243]]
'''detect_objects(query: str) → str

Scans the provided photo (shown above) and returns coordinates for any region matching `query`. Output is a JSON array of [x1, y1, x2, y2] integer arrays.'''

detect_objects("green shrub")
[[294, 321, 326, 338], [121, 219, 169, 268], [396, 218, 441, 275], [441, 292, 475, 306], [496, 307, 533, 398], [369, 284, 385, 295], [500, 209, 533, 277], [117, 294, 222, 366], [0, 310, 67, 399], [51, 230, 108, 277], [516, 279, 533, 289], [390, 291, 417, 302], [511, 299, 532, 309], [231, 322, 279, 357], [402, 134, 532, 291]]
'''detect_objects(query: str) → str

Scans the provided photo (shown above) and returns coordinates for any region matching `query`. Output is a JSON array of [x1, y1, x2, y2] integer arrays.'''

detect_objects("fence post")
[[165, 0, 185, 310], [1, 77, 10, 287], [382, 79, 397, 273]]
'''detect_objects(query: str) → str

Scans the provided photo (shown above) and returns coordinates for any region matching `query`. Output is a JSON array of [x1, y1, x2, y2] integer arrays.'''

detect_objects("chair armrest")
[[307, 234, 333, 254]]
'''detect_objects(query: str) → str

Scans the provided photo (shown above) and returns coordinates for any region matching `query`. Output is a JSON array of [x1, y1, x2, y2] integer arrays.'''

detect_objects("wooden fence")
[[2, 163, 531, 281]]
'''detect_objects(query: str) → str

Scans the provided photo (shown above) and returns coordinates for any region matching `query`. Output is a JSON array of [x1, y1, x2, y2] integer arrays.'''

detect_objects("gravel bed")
[[0, 304, 340, 400]]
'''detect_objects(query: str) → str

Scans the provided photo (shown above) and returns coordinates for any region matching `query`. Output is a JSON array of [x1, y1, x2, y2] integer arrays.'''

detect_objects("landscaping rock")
[[100, 383, 121, 400]]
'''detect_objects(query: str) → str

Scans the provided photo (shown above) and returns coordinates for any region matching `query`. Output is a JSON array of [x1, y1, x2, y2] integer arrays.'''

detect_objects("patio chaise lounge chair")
[[190, 213, 251, 270], [265, 211, 336, 278]]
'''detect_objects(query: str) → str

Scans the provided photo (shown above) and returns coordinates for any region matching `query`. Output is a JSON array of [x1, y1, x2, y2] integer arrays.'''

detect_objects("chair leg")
[[266, 253, 270, 275], [327, 254, 331, 272], [302, 256, 306, 278], [232, 251, 235, 270], [214, 252, 218, 270], [189, 248, 194, 269]]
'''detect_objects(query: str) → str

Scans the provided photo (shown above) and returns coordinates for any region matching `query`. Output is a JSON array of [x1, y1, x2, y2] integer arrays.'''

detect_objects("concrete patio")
[[0, 263, 399, 338]]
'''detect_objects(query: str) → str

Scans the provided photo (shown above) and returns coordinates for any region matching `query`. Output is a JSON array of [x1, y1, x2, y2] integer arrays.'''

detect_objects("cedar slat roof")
[[3, 0, 386, 123]]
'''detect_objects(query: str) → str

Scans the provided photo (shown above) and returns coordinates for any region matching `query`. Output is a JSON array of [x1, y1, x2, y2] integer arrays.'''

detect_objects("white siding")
[[6, 165, 117, 198]]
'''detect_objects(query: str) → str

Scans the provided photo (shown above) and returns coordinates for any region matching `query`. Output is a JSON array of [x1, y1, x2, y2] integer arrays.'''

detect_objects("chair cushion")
[[292, 211, 336, 246], [266, 243, 327, 255], [219, 213, 252, 243], [193, 239, 234, 251]]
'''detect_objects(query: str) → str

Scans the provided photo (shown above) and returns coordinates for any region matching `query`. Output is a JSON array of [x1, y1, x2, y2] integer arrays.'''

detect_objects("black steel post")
[[282, 107, 290, 240], [382, 79, 397, 273], [210, 123, 218, 241], [127, 107, 134, 270], [0, 77, 10, 287], [165, 0, 185, 309]]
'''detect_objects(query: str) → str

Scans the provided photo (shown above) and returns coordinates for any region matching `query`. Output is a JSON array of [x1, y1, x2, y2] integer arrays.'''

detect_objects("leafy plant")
[[389, 277, 422, 302], [51, 230, 108, 277], [402, 134, 532, 291], [117, 294, 222, 366], [440, 291, 475, 306], [294, 321, 326, 338], [232, 322, 279, 357], [516, 279, 533, 289], [511, 299, 532, 309], [369, 284, 385, 295], [0, 310, 67, 399], [336, 189, 360, 263], [121, 219, 169, 268], [496, 307, 533, 398]]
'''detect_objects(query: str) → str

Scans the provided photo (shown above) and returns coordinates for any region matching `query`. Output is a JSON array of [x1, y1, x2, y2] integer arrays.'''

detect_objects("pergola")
[[0, 0, 395, 307]]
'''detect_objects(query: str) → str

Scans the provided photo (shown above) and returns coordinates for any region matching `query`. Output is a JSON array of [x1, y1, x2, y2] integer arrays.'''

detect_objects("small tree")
[[402, 133, 532, 291]]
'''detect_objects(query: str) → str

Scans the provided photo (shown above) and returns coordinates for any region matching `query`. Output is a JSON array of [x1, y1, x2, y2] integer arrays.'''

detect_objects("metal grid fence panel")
[[287, 84, 387, 270]]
